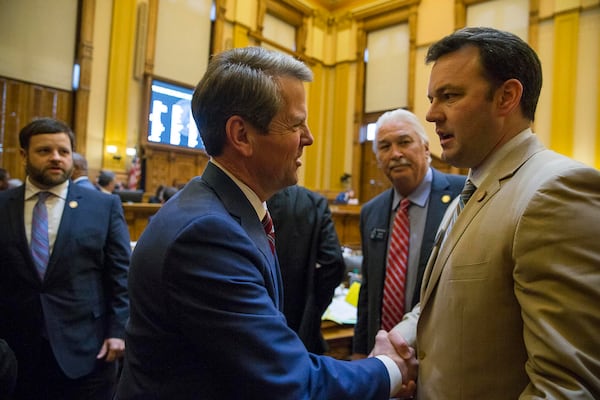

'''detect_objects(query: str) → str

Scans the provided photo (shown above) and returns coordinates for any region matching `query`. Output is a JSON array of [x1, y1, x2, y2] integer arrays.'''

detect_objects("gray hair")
[[372, 108, 429, 154]]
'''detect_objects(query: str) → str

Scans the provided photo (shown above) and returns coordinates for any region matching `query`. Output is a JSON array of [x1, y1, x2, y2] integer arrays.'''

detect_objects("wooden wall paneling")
[[73, 0, 96, 155], [142, 146, 209, 193], [0, 78, 72, 181], [0, 78, 26, 176], [170, 152, 202, 187], [359, 141, 390, 204], [143, 148, 171, 191]]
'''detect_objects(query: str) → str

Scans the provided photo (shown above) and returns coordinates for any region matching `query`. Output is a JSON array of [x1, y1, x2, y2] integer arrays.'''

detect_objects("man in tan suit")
[[392, 27, 600, 399]]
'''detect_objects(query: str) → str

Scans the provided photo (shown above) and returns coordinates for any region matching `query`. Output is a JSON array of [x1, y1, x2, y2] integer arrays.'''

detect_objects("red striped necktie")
[[381, 198, 411, 331], [262, 211, 276, 255]]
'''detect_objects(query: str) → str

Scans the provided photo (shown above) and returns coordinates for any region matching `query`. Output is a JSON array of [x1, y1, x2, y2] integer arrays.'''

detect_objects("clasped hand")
[[370, 329, 418, 399]]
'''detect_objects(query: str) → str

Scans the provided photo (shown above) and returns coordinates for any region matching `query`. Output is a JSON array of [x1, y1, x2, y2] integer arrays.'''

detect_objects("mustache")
[[389, 160, 411, 168]]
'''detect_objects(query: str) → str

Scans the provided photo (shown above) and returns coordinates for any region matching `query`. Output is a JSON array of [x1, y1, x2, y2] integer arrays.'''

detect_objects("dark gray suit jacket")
[[353, 168, 465, 354], [0, 183, 130, 379], [268, 185, 345, 354]]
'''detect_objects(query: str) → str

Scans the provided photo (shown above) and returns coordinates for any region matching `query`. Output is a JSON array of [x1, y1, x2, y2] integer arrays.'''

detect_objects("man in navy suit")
[[116, 47, 418, 399], [0, 118, 131, 399], [353, 109, 465, 357]]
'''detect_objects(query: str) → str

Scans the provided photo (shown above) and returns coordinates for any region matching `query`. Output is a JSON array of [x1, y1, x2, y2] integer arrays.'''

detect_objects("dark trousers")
[[13, 339, 117, 400]]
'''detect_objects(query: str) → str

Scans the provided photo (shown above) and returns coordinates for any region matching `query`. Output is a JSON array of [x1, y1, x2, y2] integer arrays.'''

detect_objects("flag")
[[127, 155, 141, 190]]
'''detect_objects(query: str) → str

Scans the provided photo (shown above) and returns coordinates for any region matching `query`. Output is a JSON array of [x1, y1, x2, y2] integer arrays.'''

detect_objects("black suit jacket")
[[353, 168, 465, 354], [268, 185, 345, 354], [0, 183, 130, 379], [0, 338, 17, 399]]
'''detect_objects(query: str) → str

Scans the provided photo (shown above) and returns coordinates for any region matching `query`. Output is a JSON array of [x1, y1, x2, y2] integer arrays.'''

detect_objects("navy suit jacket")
[[74, 176, 99, 191], [267, 185, 345, 354], [0, 183, 130, 379], [117, 163, 391, 399], [354, 168, 465, 354]]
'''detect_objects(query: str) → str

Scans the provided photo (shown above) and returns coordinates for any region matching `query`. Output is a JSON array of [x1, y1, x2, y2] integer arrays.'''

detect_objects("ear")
[[19, 148, 27, 167], [496, 78, 523, 117], [225, 115, 253, 157]]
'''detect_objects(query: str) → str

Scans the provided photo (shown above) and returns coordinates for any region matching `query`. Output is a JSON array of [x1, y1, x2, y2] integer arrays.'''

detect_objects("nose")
[[425, 100, 442, 123], [391, 144, 404, 158], [302, 125, 314, 147], [49, 149, 62, 160]]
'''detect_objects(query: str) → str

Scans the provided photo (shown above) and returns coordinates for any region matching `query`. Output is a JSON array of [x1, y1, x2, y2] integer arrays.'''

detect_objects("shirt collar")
[[25, 177, 69, 201], [392, 167, 432, 210], [210, 159, 267, 220], [469, 128, 533, 188]]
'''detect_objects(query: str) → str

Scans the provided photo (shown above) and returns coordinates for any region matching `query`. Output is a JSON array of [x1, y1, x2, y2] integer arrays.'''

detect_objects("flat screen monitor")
[[114, 189, 144, 203], [147, 78, 205, 150]]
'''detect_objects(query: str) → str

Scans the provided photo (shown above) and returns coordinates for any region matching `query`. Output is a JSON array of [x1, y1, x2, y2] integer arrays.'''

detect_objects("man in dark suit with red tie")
[[0, 118, 131, 399], [353, 109, 465, 358]]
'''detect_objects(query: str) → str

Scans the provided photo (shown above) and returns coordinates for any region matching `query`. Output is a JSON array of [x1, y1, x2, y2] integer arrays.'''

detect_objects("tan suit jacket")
[[395, 134, 600, 399]]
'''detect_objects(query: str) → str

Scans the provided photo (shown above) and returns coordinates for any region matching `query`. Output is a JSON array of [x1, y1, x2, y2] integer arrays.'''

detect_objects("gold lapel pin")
[[69, 200, 78, 209], [441, 194, 451, 204], [476, 191, 487, 202]]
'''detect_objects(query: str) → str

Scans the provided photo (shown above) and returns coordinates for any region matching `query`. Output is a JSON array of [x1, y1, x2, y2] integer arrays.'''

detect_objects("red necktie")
[[262, 211, 276, 255], [381, 198, 410, 331]]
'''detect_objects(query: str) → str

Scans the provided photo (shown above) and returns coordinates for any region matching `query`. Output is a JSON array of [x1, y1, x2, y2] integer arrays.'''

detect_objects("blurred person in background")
[[267, 184, 345, 354]]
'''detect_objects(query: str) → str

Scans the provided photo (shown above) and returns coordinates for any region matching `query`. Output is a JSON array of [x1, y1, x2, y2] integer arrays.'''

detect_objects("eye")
[[443, 92, 459, 101]]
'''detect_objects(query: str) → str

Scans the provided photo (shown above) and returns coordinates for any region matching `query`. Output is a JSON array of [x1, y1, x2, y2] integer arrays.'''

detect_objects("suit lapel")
[[45, 185, 82, 278], [369, 190, 394, 298], [6, 187, 41, 284], [420, 182, 497, 306], [420, 135, 545, 308], [202, 163, 283, 309]]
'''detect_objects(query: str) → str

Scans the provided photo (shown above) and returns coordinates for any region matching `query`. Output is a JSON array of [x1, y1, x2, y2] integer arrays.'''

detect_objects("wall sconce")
[[106, 145, 122, 160], [126, 147, 137, 157]]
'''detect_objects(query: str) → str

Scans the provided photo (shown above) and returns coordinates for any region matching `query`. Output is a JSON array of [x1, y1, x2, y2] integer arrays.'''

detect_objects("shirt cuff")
[[375, 354, 402, 397]]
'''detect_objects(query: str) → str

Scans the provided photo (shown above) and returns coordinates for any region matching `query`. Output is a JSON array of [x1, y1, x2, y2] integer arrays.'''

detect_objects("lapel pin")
[[441, 194, 451, 204], [69, 200, 78, 209]]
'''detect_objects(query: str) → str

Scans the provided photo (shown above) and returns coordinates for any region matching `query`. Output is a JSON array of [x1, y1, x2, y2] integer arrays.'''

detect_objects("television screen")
[[147, 79, 204, 150]]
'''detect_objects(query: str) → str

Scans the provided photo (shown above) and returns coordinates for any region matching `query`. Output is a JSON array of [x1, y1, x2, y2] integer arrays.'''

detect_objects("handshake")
[[358, 330, 419, 399]]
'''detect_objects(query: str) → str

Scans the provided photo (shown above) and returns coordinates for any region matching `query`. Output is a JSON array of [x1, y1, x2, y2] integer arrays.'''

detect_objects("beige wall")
[[7, 0, 598, 186], [193, 0, 600, 181]]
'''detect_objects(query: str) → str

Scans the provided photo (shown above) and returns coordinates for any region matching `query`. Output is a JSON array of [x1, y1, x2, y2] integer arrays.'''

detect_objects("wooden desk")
[[123, 202, 362, 248], [329, 204, 361, 248], [122, 203, 161, 241], [322, 320, 354, 360]]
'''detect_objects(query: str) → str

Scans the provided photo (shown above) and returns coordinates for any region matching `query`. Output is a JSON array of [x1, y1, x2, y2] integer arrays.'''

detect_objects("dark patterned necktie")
[[262, 210, 276, 255], [31, 191, 51, 279], [381, 198, 411, 331], [457, 180, 477, 214], [443, 180, 477, 245]]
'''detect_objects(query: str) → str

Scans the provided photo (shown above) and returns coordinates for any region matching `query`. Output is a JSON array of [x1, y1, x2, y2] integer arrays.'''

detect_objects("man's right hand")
[[370, 330, 418, 398]]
